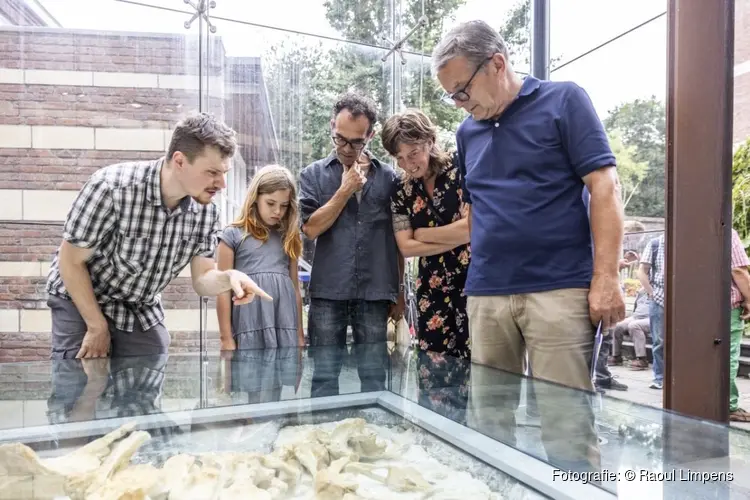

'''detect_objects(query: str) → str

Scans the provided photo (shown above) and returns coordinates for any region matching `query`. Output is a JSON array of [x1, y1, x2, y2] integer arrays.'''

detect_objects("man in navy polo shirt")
[[429, 20, 625, 472]]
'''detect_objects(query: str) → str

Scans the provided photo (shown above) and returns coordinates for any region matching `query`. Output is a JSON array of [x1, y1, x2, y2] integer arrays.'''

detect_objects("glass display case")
[[0, 345, 750, 500], [0, 345, 748, 499]]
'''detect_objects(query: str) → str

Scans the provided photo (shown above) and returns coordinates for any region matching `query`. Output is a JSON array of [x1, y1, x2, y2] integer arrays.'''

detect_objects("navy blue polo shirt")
[[457, 76, 615, 296]]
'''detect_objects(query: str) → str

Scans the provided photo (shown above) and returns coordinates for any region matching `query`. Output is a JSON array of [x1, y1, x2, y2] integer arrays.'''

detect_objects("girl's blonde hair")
[[231, 164, 303, 260], [380, 108, 453, 180]]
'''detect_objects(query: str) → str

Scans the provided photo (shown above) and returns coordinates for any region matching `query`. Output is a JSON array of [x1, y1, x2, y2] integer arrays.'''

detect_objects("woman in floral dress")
[[382, 109, 470, 420]]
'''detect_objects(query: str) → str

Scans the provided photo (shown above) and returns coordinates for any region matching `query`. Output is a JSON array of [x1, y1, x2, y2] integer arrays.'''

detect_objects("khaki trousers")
[[466, 288, 600, 471]]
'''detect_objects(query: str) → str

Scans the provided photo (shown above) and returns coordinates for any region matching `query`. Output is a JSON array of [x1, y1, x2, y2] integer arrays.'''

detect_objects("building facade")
[[0, 1, 279, 361]]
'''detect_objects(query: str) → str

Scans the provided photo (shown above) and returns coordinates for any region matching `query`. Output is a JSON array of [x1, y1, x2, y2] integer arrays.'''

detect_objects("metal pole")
[[663, 0, 732, 489], [530, 0, 550, 80], [665, 0, 733, 426], [200, 296, 209, 407]]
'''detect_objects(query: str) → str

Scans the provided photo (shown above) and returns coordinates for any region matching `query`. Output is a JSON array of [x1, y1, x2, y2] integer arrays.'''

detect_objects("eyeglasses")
[[332, 135, 367, 151], [441, 56, 493, 105]]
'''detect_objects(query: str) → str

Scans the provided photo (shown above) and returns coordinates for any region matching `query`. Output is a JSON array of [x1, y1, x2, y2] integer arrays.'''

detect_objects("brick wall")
[[0, 26, 265, 362]]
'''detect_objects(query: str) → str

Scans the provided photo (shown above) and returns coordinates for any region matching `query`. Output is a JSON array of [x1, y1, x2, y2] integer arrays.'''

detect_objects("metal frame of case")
[[0, 390, 616, 500]]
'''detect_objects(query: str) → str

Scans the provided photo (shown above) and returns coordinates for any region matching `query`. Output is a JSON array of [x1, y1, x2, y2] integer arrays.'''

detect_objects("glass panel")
[[2, 351, 748, 499], [0, 357, 541, 499], [550, 0, 666, 69], [206, 346, 391, 407], [212, 0, 395, 51], [733, 0, 750, 263], [0, 0, 206, 365], [206, 13, 392, 174], [401, 52, 464, 151], [388, 349, 747, 498], [396, 0, 533, 155], [0, 354, 201, 430], [549, 3, 667, 410], [428, 0, 532, 75]]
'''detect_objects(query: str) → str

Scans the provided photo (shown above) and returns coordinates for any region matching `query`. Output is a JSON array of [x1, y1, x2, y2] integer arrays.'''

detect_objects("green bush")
[[732, 138, 750, 249], [731, 138, 750, 336]]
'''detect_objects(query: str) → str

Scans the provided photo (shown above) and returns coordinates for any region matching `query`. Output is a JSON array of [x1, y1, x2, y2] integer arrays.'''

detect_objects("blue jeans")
[[308, 299, 389, 398], [649, 302, 665, 383]]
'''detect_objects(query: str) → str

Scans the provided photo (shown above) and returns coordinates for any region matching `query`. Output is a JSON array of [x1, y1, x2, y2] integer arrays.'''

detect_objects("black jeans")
[[308, 299, 389, 397]]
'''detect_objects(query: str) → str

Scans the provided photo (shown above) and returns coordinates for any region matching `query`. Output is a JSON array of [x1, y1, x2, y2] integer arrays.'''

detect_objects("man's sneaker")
[[649, 381, 663, 390]]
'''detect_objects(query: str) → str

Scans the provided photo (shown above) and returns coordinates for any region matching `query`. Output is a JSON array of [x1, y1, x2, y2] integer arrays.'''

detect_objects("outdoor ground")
[[606, 364, 750, 432]]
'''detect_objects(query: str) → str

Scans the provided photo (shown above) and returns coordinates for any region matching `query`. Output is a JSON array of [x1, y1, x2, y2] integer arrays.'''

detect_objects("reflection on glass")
[[212, 0, 394, 48], [550, 11, 666, 219], [0, 1, 208, 362], [1, 348, 747, 498], [550, 0, 666, 67], [201, 15, 392, 173]]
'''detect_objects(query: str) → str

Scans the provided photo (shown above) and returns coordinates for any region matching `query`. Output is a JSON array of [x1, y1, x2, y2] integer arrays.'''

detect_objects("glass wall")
[[0, 0, 521, 358], [548, 0, 749, 423], [548, 0, 668, 409], [0, 0, 527, 432]]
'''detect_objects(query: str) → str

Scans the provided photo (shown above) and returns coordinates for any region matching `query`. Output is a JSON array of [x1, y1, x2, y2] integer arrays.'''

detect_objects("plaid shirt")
[[46, 158, 219, 332], [640, 234, 665, 307], [730, 228, 750, 309]]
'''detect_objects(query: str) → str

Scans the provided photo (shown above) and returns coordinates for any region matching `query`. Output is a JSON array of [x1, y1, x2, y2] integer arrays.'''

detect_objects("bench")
[[618, 337, 750, 378]]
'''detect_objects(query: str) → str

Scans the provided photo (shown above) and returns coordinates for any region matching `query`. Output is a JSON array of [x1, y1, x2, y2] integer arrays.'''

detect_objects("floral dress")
[[391, 159, 471, 422], [391, 160, 471, 358]]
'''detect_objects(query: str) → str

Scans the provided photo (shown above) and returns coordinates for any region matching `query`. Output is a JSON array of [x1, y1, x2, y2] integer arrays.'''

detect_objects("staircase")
[[619, 338, 750, 378]]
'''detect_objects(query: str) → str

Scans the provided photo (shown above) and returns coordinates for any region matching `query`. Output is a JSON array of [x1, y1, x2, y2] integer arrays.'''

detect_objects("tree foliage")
[[607, 129, 648, 211], [732, 139, 750, 246], [261, 0, 533, 176], [603, 96, 666, 217]]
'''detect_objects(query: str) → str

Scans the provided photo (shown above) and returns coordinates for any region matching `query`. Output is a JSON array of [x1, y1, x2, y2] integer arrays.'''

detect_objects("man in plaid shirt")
[[638, 234, 665, 390], [729, 228, 750, 422], [46, 113, 271, 361]]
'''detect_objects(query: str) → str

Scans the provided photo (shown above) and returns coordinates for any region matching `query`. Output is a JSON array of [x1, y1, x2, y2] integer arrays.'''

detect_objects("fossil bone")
[[345, 462, 432, 492], [64, 430, 151, 500], [314, 456, 359, 500]]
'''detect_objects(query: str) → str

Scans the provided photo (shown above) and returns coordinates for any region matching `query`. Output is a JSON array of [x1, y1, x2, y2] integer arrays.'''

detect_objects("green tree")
[[324, 0, 468, 155], [607, 129, 648, 211], [263, 0, 537, 171], [732, 138, 750, 245], [603, 96, 666, 217], [262, 40, 327, 177]]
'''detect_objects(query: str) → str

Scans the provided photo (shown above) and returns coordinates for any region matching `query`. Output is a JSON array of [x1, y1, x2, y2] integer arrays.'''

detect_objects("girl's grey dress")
[[218, 226, 298, 349]]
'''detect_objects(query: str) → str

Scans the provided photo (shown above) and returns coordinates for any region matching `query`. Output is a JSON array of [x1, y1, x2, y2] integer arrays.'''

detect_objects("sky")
[[33, 0, 668, 119]]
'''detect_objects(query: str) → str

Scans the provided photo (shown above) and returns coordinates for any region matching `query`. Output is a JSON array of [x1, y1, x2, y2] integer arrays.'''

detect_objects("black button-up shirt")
[[299, 151, 400, 302]]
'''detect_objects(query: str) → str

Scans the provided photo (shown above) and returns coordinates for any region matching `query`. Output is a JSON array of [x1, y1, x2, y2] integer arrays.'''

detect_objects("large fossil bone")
[[64, 430, 151, 500], [314, 456, 359, 500], [344, 462, 432, 492]]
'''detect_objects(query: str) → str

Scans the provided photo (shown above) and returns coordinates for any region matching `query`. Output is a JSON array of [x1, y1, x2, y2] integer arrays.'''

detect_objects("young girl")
[[216, 165, 304, 350]]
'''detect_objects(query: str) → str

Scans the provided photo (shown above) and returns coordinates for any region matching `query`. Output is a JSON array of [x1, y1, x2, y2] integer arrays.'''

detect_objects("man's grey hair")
[[431, 20, 509, 76]]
